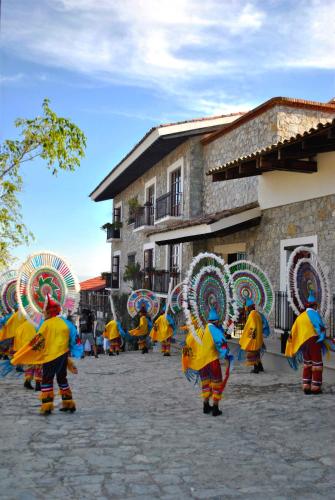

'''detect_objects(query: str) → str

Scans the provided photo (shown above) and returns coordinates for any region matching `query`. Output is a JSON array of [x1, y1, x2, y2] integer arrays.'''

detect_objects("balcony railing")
[[141, 270, 180, 294], [102, 223, 121, 240], [134, 204, 155, 229], [274, 291, 297, 333], [156, 192, 182, 220]]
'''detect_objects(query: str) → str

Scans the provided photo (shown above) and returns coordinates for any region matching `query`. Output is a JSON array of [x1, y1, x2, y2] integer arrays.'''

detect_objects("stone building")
[[90, 97, 335, 322], [90, 113, 244, 296]]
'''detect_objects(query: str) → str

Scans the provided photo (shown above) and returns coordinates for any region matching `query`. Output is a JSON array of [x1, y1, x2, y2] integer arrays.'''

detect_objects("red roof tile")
[[80, 276, 106, 291]]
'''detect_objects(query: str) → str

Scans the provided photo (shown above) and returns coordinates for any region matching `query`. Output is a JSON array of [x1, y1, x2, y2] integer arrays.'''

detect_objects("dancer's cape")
[[150, 313, 175, 342], [11, 316, 82, 365], [13, 319, 37, 352], [129, 316, 149, 337], [284, 309, 335, 370], [285, 311, 317, 358], [182, 323, 233, 384], [0, 311, 26, 342], [182, 323, 230, 371], [104, 319, 121, 340], [239, 310, 265, 352]]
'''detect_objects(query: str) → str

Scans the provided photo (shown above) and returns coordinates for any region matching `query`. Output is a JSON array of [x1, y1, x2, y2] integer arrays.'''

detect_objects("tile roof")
[[90, 112, 245, 200], [147, 202, 259, 236], [80, 276, 106, 291], [207, 118, 335, 175]]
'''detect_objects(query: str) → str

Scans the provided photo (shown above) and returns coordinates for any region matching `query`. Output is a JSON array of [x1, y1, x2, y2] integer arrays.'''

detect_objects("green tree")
[[0, 99, 87, 268]]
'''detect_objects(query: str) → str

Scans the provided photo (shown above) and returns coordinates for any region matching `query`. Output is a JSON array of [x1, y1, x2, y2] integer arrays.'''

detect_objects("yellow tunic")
[[13, 319, 37, 352], [11, 316, 70, 366], [129, 316, 149, 337], [103, 320, 121, 340], [285, 311, 316, 358], [150, 314, 173, 342], [239, 310, 264, 352], [182, 324, 218, 372], [0, 311, 26, 342]]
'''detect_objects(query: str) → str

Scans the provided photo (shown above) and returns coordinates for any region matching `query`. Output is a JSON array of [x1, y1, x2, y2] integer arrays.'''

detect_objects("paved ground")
[[1, 349, 335, 500]]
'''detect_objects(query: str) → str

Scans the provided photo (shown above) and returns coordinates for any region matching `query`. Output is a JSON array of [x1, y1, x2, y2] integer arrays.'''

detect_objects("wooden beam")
[[278, 139, 335, 160], [258, 159, 317, 173]]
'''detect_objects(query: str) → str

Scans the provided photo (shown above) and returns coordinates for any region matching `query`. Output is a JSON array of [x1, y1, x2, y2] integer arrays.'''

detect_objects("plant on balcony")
[[123, 261, 143, 289], [127, 196, 141, 224], [101, 222, 113, 232], [111, 221, 123, 229]]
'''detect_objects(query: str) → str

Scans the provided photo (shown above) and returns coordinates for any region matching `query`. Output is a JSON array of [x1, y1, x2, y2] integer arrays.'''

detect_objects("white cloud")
[[272, 0, 335, 70], [0, 73, 24, 84], [2, 0, 335, 113]]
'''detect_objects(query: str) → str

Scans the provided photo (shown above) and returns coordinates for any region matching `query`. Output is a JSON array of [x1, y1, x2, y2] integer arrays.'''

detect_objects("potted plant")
[[111, 221, 123, 230]]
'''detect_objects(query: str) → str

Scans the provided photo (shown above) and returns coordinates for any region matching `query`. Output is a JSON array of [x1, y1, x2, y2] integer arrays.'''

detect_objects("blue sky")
[[1, 0, 335, 281]]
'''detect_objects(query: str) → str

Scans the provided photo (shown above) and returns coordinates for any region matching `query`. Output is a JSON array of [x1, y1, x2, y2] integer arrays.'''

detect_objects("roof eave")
[[149, 206, 262, 245], [90, 114, 245, 202]]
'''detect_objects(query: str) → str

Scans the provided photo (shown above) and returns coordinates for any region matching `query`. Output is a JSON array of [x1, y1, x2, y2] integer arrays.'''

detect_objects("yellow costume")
[[13, 319, 37, 352], [129, 314, 150, 353], [150, 314, 173, 342], [239, 310, 264, 352], [11, 316, 70, 366], [285, 311, 316, 358], [103, 319, 121, 355], [150, 313, 174, 355], [0, 311, 26, 342], [13, 319, 42, 389], [182, 325, 218, 372], [104, 319, 121, 340], [182, 311, 232, 416], [129, 315, 149, 337]]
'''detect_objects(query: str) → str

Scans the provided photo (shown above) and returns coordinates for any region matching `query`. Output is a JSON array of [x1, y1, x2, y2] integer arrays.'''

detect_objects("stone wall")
[[201, 194, 335, 294], [203, 106, 335, 214], [109, 138, 203, 293]]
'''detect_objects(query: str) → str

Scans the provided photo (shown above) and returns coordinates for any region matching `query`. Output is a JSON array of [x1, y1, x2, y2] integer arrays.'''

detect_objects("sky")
[[1, 0, 335, 282]]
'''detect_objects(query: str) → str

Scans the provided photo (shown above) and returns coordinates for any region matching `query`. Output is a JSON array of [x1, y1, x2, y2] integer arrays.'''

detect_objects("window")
[[127, 253, 136, 267], [143, 248, 154, 289], [112, 255, 120, 289], [145, 183, 155, 225], [169, 244, 180, 274], [144, 248, 154, 271], [113, 206, 121, 224], [227, 252, 247, 264], [170, 167, 182, 216]]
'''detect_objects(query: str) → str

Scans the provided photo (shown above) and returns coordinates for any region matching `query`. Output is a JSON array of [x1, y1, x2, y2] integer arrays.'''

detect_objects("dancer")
[[103, 317, 125, 356], [182, 307, 233, 416], [12, 295, 80, 415], [150, 303, 176, 356], [129, 303, 150, 353], [239, 298, 270, 373], [0, 303, 26, 343], [285, 291, 328, 395], [14, 318, 42, 391]]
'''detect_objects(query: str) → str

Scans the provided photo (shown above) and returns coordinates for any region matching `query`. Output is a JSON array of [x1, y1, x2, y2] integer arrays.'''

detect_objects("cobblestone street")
[[1, 350, 335, 499]]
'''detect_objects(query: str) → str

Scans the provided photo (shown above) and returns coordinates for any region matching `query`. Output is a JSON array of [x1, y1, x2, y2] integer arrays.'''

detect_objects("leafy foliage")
[[123, 261, 143, 289], [0, 99, 87, 269], [127, 196, 140, 224]]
